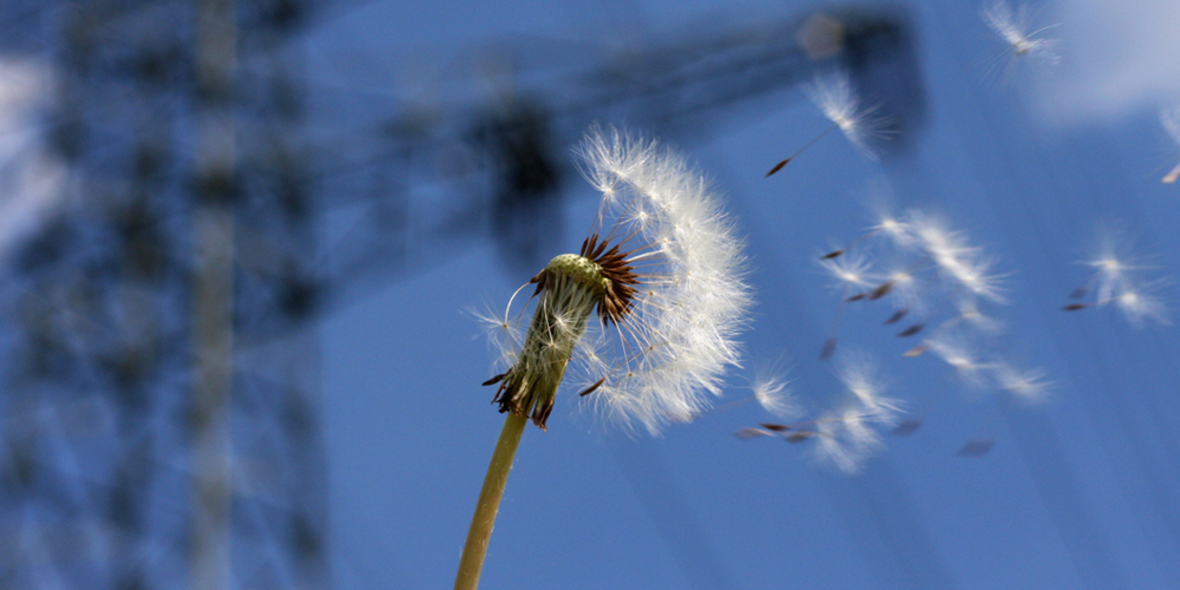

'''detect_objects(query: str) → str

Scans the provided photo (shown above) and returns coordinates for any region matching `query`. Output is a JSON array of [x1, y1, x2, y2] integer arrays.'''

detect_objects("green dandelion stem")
[[454, 412, 528, 590]]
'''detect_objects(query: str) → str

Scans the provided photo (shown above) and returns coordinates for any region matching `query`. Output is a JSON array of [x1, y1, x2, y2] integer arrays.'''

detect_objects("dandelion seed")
[[735, 427, 776, 440], [896, 323, 924, 337], [678, 364, 795, 422], [925, 333, 993, 387], [738, 352, 901, 473], [982, 0, 1060, 78], [835, 351, 904, 422], [820, 251, 874, 292], [992, 362, 1050, 404], [809, 73, 887, 159], [817, 251, 877, 360], [955, 299, 1006, 333], [485, 125, 752, 433], [910, 212, 1006, 303], [819, 337, 838, 361], [813, 405, 886, 474], [766, 72, 887, 175], [751, 370, 796, 419], [872, 214, 916, 249], [817, 202, 913, 261], [785, 430, 819, 443], [1065, 224, 1171, 327], [891, 417, 923, 436], [1114, 285, 1171, 327], [956, 437, 995, 457]]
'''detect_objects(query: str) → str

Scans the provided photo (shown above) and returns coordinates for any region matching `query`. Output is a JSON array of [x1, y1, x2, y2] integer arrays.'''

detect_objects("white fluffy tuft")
[[576, 126, 752, 433]]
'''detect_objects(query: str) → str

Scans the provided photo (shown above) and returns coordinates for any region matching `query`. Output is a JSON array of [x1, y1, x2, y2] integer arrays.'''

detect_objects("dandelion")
[[982, 0, 1060, 72], [456, 126, 751, 590], [766, 72, 887, 175], [1161, 106, 1180, 184]]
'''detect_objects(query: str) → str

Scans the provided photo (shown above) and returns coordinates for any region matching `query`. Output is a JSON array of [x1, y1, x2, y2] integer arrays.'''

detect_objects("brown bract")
[[580, 233, 641, 326]]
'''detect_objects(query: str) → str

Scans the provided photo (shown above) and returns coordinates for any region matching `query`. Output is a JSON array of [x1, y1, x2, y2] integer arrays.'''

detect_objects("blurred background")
[[1, 0, 1179, 588]]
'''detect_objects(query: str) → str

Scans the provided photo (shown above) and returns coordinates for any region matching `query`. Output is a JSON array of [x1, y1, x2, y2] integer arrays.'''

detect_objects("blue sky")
[[310, 0, 1180, 588]]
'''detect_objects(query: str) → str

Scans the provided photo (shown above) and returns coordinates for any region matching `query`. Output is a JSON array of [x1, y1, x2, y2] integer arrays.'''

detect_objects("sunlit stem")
[[454, 413, 528, 590]]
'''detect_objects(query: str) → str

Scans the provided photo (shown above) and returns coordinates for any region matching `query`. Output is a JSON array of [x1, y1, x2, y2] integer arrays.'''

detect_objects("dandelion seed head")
[[487, 125, 752, 433]]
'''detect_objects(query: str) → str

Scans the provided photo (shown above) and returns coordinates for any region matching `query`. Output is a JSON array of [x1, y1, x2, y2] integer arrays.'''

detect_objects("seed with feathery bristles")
[[739, 351, 902, 473], [980, 0, 1060, 83], [766, 71, 890, 176], [1063, 223, 1171, 327]]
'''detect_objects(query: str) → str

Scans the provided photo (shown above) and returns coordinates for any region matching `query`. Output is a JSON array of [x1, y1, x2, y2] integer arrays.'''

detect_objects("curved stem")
[[454, 413, 528, 590]]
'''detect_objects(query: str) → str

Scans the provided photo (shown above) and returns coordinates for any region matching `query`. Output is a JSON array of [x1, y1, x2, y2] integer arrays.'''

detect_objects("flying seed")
[[785, 431, 817, 443], [819, 337, 838, 360], [956, 438, 995, 457], [578, 377, 607, 397], [896, 323, 924, 337], [766, 159, 791, 176], [891, 418, 922, 436]]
